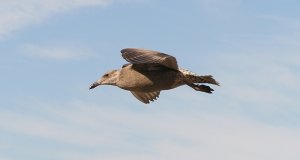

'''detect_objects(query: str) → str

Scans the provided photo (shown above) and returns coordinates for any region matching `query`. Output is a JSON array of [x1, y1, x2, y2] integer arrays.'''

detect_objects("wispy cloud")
[[211, 52, 300, 112], [21, 44, 94, 61], [0, 0, 112, 39], [0, 100, 300, 160]]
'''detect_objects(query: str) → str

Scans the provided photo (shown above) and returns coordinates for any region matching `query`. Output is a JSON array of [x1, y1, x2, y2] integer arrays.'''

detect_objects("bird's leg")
[[187, 83, 214, 93]]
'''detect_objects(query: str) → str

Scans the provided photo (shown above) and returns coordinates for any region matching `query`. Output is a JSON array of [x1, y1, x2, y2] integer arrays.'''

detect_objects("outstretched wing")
[[121, 48, 178, 70], [130, 91, 160, 104]]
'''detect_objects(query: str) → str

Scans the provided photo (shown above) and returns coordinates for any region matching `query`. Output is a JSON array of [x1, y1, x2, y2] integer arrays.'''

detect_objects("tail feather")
[[195, 75, 220, 86], [179, 68, 219, 86]]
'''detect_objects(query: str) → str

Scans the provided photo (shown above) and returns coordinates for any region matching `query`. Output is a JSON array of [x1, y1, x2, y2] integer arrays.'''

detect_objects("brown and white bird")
[[90, 48, 219, 104]]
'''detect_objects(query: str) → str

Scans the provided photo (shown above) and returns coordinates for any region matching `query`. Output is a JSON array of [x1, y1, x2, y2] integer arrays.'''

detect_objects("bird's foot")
[[191, 84, 214, 93]]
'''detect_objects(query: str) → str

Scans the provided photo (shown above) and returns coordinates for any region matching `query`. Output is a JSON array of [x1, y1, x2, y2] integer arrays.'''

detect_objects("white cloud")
[[214, 54, 299, 112], [21, 44, 93, 60], [0, 0, 112, 39], [0, 100, 299, 160]]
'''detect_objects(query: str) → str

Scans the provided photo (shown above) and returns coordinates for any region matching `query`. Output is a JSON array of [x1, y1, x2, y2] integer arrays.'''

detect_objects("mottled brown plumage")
[[90, 48, 219, 104]]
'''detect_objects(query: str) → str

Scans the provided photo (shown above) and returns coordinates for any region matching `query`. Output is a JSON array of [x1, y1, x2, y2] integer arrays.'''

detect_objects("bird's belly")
[[117, 68, 183, 92]]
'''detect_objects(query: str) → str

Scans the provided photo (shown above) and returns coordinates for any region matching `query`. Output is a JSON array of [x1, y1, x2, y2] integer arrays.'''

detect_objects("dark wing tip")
[[120, 48, 129, 53], [121, 48, 139, 54], [120, 48, 141, 60], [131, 91, 160, 104]]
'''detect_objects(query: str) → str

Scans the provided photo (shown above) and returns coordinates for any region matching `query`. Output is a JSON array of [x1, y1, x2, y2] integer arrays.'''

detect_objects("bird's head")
[[89, 70, 120, 89]]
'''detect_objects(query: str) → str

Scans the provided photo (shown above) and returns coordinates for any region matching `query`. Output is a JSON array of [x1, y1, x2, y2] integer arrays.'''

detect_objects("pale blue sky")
[[0, 0, 300, 160]]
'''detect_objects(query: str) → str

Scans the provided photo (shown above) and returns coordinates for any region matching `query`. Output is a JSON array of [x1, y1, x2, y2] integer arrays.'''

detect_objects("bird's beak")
[[89, 82, 100, 89]]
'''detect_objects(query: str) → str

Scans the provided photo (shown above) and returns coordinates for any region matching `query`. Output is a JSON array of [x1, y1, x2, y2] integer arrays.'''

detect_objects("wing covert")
[[121, 48, 178, 70]]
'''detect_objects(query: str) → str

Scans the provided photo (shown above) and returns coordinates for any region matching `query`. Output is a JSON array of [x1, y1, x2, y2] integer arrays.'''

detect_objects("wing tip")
[[120, 48, 129, 53], [131, 91, 160, 104]]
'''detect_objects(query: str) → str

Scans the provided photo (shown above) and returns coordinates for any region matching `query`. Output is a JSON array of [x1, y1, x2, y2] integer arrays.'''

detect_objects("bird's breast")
[[116, 66, 184, 92]]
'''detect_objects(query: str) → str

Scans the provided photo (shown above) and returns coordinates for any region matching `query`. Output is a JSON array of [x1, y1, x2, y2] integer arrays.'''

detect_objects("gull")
[[90, 48, 219, 104]]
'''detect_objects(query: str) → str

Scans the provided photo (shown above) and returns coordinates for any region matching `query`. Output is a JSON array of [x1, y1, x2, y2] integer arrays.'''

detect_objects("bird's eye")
[[103, 74, 109, 77]]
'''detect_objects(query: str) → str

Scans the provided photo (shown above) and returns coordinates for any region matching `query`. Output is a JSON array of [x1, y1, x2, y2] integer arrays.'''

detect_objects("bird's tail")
[[179, 68, 219, 86], [192, 75, 219, 85]]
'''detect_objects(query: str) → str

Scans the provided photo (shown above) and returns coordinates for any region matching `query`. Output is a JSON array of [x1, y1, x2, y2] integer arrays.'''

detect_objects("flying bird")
[[90, 48, 219, 104]]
